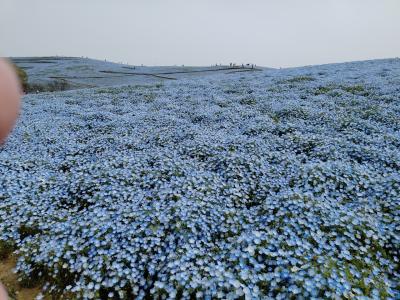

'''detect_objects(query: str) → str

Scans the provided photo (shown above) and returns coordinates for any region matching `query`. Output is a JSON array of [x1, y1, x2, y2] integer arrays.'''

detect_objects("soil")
[[0, 256, 41, 300]]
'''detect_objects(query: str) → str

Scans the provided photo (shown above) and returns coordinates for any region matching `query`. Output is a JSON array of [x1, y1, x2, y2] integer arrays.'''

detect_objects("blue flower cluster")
[[1, 59, 399, 299]]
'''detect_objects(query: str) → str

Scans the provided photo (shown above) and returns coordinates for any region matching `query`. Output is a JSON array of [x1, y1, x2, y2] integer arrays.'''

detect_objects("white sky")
[[1, 0, 399, 67]]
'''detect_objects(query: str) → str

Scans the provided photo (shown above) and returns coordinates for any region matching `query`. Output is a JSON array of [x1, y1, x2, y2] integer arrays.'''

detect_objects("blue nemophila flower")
[[1, 59, 399, 299]]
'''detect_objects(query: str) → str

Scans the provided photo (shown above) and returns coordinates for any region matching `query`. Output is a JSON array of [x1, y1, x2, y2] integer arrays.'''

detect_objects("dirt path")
[[0, 256, 41, 300]]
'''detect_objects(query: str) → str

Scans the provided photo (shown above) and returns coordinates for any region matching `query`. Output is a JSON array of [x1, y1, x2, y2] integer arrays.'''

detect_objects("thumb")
[[0, 58, 21, 144]]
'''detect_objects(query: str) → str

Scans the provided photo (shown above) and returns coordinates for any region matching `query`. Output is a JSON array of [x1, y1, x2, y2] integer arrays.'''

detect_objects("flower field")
[[1, 59, 399, 299]]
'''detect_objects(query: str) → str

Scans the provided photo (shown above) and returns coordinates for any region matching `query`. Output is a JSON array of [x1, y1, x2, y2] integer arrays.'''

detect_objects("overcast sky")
[[1, 0, 399, 68]]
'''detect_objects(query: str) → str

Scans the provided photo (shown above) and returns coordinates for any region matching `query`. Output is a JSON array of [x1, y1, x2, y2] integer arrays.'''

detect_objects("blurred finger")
[[0, 58, 21, 144]]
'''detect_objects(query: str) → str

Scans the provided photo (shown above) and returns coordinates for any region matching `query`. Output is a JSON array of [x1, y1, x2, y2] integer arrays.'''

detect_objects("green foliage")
[[13, 65, 29, 92], [155, 82, 164, 88], [270, 114, 280, 123], [17, 223, 41, 240], [0, 240, 14, 259], [285, 76, 315, 83], [224, 89, 240, 94], [314, 86, 334, 95], [18, 263, 46, 288], [360, 105, 380, 119], [143, 93, 156, 102], [26, 80, 70, 93], [239, 97, 257, 105], [342, 85, 366, 95]]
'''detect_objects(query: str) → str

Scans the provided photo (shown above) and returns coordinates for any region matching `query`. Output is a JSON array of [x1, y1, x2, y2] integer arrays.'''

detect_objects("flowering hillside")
[[1, 59, 399, 299]]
